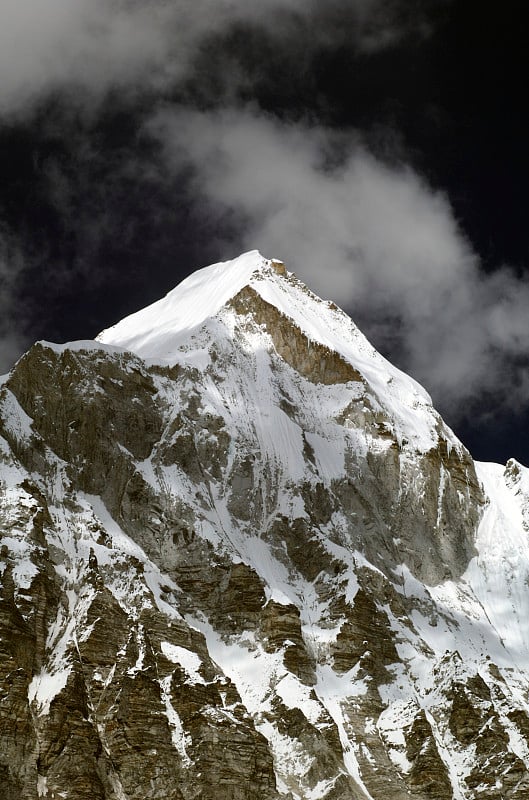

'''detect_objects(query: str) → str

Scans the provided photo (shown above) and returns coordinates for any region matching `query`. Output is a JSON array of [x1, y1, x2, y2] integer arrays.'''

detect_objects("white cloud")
[[0, 0, 180, 113], [0, 0, 434, 114], [150, 106, 529, 418]]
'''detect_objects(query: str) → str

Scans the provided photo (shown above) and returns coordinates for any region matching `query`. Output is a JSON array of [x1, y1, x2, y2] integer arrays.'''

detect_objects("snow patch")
[[28, 667, 71, 716], [161, 642, 204, 684]]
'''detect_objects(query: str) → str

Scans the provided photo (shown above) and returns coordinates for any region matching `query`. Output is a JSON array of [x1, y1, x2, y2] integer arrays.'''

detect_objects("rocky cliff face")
[[1, 251, 529, 799]]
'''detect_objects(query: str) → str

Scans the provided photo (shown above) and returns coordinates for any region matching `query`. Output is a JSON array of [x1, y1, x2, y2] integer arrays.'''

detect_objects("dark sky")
[[0, 0, 528, 465]]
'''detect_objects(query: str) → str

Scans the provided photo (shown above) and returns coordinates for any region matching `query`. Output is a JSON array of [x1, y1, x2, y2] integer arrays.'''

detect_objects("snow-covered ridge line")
[[96, 250, 272, 352], [36, 340, 129, 357]]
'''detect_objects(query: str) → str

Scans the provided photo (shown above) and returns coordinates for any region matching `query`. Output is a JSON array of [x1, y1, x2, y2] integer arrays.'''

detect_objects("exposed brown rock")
[[405, 710, 452, 799], [331, 588, 398, 676], [229, 285, 363, 385], [260, 600, 316, 685]]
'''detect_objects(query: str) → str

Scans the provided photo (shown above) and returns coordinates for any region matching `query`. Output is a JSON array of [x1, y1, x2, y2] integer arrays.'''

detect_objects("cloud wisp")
[[151, 107, 529, 419], [0, 0, 439, 116]]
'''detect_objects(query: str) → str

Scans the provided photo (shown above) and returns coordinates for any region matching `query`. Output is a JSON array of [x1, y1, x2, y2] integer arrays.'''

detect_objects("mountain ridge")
[[1, 251, 529, 799]]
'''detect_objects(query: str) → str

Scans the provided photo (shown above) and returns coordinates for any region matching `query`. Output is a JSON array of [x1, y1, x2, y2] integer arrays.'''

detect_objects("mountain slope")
[[1, 251, 529, 799]]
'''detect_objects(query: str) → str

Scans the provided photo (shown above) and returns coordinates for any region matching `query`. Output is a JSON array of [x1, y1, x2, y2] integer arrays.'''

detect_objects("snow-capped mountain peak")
[[1, 251, 529, 799], [98, 251, 453, 455]]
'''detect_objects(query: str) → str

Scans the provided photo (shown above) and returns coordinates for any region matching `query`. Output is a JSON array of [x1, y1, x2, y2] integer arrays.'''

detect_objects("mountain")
[[1, 250, 529, 799]]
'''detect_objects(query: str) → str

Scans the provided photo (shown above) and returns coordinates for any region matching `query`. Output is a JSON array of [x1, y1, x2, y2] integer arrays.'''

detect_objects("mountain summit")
[[98, 250, 452, 454], [1, 252, 529, 799]]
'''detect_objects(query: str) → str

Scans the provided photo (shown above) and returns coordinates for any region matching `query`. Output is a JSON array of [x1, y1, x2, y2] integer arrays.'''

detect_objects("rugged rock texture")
[[1, 251, 529, 799]]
